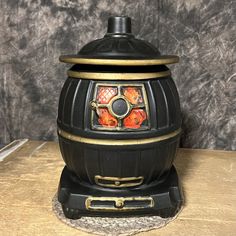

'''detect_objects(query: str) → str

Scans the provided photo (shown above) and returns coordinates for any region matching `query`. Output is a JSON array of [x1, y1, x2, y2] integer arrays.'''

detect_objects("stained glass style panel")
[[97, 87, 118, 104], [91, 83, 150, 131], [123, 109, 147, 129], [123, 87, 143, 105], [97, 108, 118, 127]]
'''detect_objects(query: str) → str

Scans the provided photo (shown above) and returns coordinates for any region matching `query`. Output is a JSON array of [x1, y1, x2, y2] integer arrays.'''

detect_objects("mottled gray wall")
[[0, 0, 235, 150]]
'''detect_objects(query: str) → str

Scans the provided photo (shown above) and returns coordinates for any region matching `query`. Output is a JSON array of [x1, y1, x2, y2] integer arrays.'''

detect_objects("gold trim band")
[[58, 128, 181, 146], [59, 56, 179, 66], [94, 175, 144, 188], [67, 70, 171, 80], [85, 196, 154, 211]]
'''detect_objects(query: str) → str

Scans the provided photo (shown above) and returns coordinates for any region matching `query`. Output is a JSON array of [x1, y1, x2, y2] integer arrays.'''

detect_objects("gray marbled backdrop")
[[0, 0, 235, 150]]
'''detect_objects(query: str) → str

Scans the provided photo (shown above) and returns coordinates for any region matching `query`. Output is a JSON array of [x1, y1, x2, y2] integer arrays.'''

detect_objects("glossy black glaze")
[[112, 98, 128, 116], [76, 16, 161, 59], [107, 16, 132, 34], [58, 166, 182, 219], [58, 134, 180, 185], [57, 77, 181, 139], [57, 16, 183, 218]]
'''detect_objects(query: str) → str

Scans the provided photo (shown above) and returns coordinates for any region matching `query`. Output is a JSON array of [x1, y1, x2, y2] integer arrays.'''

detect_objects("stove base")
[[58, 166, 183, 219]]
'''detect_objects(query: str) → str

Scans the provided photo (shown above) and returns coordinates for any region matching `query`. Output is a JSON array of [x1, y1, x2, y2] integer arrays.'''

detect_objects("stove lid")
[[59, 16, 179, 66]]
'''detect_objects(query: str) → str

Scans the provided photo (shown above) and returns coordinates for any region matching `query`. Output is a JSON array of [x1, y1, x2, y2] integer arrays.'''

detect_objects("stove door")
[[90, 83, 150, 131]]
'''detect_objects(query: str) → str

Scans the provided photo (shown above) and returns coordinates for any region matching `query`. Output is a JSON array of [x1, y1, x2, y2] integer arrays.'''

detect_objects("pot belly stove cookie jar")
[[57, 16, 183, 219]]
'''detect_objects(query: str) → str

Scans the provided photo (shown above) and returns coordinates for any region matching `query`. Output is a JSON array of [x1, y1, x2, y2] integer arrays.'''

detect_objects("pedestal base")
[[58, 166, 183, 219]]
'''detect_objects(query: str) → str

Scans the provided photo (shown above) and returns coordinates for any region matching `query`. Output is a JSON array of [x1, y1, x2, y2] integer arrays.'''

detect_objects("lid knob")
[[107, 16, 132, 34]]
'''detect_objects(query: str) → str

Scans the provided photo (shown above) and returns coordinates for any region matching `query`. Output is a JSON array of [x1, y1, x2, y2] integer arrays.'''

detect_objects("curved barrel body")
[[57, 16, 183, 219], [57, 70, 181, 188]]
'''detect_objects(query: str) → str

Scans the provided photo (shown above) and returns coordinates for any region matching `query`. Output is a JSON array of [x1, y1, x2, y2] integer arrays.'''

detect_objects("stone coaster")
[[52, 194, 182, 236]]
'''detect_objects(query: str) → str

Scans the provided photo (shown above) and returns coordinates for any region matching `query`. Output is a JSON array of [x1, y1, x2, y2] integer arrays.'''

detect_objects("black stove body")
[[57, 16, 183, 219]]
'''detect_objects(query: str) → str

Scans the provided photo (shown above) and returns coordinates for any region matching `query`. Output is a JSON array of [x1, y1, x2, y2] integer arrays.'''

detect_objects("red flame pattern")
[[123, 87, 143, 105], [123, 109, 147, 128], [95, 86, 147, 129], [97, 87, 117, 104], [98, 108, 118, 127]]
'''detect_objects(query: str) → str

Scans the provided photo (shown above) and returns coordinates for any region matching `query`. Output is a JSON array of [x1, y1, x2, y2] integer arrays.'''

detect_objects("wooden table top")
[[0, 141, 235, 236]]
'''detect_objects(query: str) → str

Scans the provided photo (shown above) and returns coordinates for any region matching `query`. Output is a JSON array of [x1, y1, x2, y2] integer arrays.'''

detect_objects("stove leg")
[[62, 205, 81, 219]]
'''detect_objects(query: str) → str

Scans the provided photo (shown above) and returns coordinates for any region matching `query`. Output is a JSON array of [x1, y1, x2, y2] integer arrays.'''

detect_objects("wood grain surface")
[[0, 141, 235, 236]]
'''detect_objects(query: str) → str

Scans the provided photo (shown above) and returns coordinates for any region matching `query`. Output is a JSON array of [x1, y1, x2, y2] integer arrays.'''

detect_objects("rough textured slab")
[[52, 194, 182, 236], [52, 194, 183, 236], [0, 141, 236, 236]]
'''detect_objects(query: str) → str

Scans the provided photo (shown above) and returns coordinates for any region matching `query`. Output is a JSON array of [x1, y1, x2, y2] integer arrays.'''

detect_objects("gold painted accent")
[[58, 128, 181, 146], [115, 199, 124, 208], [90, 101, 97, 110], [67, 70, 171, 80], [90, 95, 132, 120], [91, 83, 150, 131], [60, 56, 179, 66], [115, 181, 120, 186], [85, 196, 154, 211], [107, 95, 131, 119], [94, 175, 144, 188]]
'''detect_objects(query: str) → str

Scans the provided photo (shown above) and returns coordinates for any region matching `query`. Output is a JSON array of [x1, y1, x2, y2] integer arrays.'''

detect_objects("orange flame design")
[[123, 87, 143, 105], [123, 109, 147, 128], [98, 108, 118, 127]]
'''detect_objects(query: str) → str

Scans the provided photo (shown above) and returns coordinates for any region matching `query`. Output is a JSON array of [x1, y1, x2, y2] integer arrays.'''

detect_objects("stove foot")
[[62, 205, 81, 219]]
